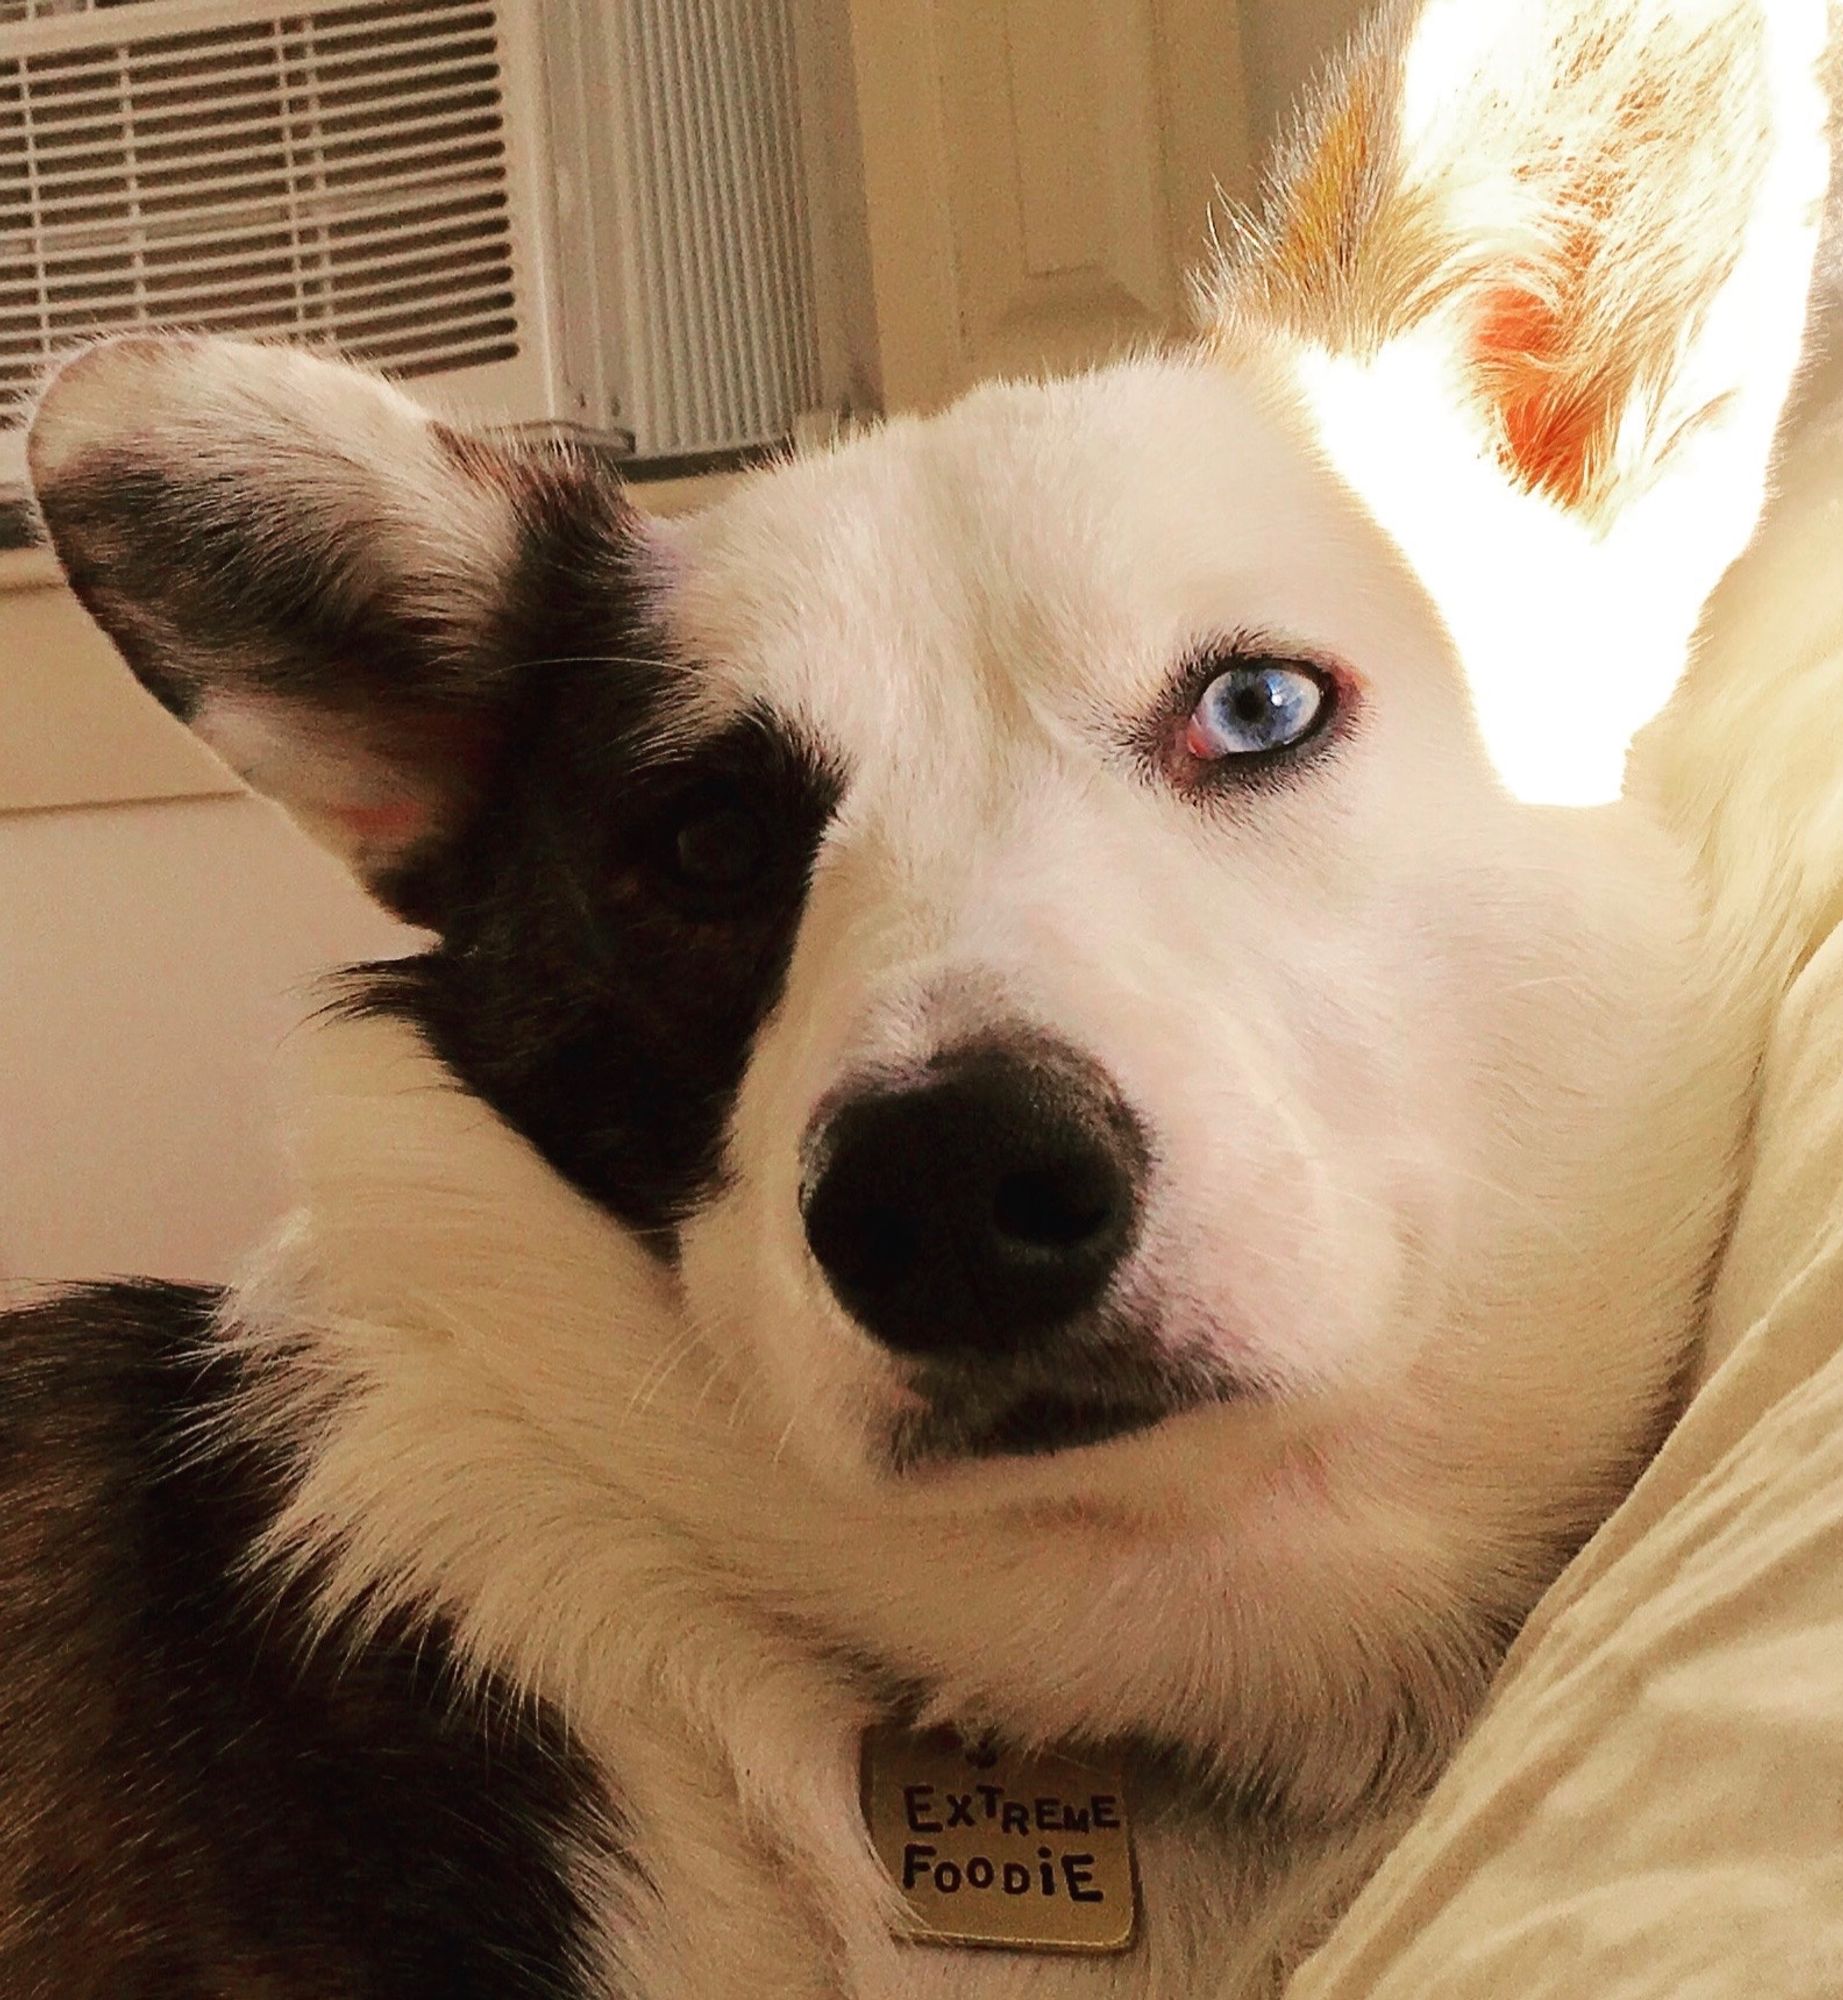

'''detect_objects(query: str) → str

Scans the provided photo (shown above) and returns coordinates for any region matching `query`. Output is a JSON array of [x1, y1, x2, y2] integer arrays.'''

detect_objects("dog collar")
[[861, 1723, 1137, 1953]]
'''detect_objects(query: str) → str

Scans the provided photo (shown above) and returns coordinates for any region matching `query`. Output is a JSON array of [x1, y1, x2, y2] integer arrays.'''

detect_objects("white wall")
[[0, 792, 416, 1287]]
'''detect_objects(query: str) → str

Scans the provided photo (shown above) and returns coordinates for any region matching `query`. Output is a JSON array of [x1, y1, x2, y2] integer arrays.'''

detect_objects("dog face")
[[666, 357, 1712, 1488], [27, 0, 1831, 1783]]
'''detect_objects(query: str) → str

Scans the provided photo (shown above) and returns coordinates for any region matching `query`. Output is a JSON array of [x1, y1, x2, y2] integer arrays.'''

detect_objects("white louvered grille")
[[0, 4, 168, 24], [0, 0, 523, 432], [599, 0, 821, 456]]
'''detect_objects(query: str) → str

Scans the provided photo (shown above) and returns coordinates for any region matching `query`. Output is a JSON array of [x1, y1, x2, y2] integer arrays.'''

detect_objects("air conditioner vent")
[[2, 6, 172, 25], [1, 0, 522, 432]]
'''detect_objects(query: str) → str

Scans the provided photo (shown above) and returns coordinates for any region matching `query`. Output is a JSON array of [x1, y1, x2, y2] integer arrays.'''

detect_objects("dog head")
[[28, 0, 1830, 1786]]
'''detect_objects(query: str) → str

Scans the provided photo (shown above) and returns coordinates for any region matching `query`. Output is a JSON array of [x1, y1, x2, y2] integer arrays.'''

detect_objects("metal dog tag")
[[862, 1725, 1137, 1954]]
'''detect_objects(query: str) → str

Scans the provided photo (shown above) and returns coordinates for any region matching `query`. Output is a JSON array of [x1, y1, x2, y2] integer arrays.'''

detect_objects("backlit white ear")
[[1214, 0, 1832, 804]]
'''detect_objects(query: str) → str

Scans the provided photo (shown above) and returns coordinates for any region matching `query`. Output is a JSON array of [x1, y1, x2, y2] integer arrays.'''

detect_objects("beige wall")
[[0, 791, 415, 1287], [1241, 0, 1372, 146]]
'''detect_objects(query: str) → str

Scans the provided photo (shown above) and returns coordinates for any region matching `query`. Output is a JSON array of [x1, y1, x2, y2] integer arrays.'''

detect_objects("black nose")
[[800, 1038, 1146, 1359]]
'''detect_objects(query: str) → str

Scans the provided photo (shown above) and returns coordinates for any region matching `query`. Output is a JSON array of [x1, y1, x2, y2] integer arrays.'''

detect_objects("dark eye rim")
[[1136, 637, 1356, 793]]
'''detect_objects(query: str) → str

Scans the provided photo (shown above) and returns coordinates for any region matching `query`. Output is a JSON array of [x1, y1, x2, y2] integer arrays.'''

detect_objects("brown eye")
[[667, 799, 768, 894]]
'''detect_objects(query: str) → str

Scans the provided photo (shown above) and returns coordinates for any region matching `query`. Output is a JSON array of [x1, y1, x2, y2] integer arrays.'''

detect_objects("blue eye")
[[1184, 660, 1330, 761]]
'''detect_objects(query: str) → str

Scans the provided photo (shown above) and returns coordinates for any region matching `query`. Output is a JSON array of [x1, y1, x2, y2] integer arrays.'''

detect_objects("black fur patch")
[[890, 1328, 1253, 1472], [0, 1282, 617, 1999], [355, 696, 842, 1239], [365, 440, 843, 1237]]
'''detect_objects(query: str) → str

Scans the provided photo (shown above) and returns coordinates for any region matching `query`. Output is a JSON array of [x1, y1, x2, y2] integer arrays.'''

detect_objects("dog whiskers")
[[624, 1328, 707, 1421]]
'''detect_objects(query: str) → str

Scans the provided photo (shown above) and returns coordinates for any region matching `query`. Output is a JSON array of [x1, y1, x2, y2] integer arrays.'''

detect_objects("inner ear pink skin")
[[332, 797, 431, 845]]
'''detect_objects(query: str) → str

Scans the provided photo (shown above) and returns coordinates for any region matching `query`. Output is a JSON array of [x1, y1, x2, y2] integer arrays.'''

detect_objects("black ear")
[[28, 336, 643, 923]]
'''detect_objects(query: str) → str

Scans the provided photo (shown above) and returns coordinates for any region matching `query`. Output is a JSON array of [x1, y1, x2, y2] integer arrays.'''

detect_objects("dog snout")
[[800, 1037, 1147, 1359]]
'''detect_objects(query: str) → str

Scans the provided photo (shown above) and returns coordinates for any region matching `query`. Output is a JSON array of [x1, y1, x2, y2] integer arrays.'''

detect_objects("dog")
[[3, 0, 1831, 1993]]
